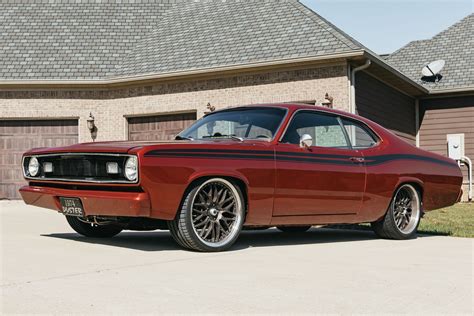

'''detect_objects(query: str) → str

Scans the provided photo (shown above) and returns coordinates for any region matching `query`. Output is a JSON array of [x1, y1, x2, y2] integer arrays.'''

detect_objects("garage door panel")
[[128, 112, 196, 141], [0, 119, 78, 199]]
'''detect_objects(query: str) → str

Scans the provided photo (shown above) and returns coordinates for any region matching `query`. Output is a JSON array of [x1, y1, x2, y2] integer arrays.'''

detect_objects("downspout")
[[350, 60, 371, 114], [415, 99, 420, 147], [460, 156, 473, 201]]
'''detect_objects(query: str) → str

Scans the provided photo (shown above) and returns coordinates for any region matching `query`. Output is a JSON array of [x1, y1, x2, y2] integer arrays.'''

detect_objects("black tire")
[[168, 178, 245, 252], [277, 225, 311, 233], [66, 216, 123, 238], [371, 184, 421, 240]]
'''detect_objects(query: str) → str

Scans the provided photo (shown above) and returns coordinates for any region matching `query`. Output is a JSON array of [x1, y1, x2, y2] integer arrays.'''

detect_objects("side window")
[[281, 111, 349, 148], [341, 118, 378, 149], [194, 121, 273, 139]]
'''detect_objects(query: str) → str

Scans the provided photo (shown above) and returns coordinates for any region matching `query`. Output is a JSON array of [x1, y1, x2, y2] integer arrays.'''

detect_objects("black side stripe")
[[146, 152, 354, 166], [144, 149, 456, 168], [145, 149, 352, 159], [147, 152, 273, 161], [146, 148, 275, 156], [364, 154, 456, 167]]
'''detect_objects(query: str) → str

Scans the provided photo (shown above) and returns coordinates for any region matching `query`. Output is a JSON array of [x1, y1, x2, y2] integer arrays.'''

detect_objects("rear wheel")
[[168, 178, 245, 252], [277, 226, 311, 233], [66, 216, 123, 238], [371, 184, 421, 240]]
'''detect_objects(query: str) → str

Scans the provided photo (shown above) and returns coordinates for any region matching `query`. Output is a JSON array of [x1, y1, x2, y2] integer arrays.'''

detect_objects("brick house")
[[0, 0, 471, 200]]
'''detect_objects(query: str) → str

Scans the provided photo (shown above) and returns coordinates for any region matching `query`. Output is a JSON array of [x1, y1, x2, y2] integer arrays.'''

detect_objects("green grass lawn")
[[419, 203, 474, 238], [327, 203, 474, 238]]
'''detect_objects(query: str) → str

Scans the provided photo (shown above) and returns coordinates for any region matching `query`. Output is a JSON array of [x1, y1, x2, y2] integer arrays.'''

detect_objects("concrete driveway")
[[1, 201, 472, 315]]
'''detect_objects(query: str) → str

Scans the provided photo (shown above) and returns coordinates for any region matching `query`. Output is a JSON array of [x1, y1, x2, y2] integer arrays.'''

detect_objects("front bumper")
[[19, 185, 151, 217]]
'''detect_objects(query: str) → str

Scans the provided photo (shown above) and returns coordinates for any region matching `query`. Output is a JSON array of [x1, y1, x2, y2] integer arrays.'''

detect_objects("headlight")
[[28, 157, 40, 177], [124, 156, 138, 181]]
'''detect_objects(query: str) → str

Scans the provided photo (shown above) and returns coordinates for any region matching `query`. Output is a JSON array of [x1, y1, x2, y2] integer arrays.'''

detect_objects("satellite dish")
[[421, 60, 445, 77]]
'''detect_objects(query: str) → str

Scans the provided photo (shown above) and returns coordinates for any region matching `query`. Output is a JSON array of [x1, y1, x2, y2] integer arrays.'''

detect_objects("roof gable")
[[116, 0, 364, 77], [0, 0, 367, 81], [387, 14, 474, 92]]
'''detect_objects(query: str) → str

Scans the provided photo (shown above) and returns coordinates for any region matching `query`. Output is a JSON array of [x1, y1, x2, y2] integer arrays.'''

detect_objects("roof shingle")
[[116, 0, 363, 76], [0, 0, 365, 81], [387, 14, 474, 92], [0, 0, 184, 80]]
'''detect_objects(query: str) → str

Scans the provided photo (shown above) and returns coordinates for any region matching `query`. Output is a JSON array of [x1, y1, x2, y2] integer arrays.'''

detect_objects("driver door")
[[273, 110, 366, 216]]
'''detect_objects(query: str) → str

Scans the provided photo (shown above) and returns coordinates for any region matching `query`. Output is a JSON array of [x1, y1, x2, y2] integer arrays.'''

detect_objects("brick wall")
[[0, 64, 350, 142]]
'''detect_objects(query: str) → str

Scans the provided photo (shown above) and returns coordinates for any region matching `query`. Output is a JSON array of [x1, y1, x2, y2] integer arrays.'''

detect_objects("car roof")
[[200, 103, 395, 144], [223, 103, 390, 135], [218, 103, 360, 119]]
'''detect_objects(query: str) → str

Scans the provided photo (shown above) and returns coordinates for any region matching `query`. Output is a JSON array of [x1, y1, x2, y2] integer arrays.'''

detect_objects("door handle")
[[350, 157, 365, 163]]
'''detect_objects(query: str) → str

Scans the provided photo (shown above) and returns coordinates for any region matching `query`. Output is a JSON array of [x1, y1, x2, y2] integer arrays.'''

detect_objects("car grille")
[[23, 154, 136, 183]]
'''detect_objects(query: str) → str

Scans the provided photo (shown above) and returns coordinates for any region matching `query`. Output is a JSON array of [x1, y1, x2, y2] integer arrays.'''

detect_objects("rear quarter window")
[[341, 118, 379, 149]]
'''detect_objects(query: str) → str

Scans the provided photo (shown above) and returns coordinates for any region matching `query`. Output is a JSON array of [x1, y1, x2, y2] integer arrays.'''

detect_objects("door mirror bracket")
[[299, 134, 313, 149]]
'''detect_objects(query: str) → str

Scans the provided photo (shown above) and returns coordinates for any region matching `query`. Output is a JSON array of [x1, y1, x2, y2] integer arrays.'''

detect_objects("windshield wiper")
[[230, 135, 244, 142], [203, 134, 243, 142], [175, 135, 194, 141]]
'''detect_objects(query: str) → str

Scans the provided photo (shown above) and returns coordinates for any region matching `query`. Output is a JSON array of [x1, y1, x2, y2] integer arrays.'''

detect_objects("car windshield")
[[178, 107, 286, 141]]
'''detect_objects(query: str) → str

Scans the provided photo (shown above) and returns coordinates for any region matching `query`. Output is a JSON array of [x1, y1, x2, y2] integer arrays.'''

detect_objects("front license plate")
[[59, 197, 84, 217]]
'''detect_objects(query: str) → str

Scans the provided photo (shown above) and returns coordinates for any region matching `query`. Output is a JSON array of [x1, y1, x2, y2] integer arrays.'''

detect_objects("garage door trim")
[[124, 110, 197, 119]]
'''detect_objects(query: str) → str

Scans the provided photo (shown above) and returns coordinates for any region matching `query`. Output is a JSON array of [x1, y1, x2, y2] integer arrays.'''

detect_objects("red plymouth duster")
[[20, 104, 463, 251]]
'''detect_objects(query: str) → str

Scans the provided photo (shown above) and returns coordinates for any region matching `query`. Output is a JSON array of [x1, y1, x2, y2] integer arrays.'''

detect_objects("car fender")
[[394, 177, 424, 191], [187, 169, 250, 187], [394, 176, 424, 204]]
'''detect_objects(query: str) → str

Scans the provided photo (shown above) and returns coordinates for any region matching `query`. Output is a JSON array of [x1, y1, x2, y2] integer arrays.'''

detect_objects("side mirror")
[[299, 134, 313, 149]]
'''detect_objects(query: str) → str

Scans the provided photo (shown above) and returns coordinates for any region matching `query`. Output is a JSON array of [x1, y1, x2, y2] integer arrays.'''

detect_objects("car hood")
[[24, 139, 272, 155]]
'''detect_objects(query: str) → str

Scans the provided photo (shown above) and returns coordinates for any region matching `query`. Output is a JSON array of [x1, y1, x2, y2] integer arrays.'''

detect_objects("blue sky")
[[300, 0, 473, 54]]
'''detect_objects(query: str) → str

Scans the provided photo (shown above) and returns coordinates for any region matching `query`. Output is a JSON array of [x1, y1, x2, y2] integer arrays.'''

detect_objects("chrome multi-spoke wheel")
[[191, 179, 242, 247], [371, 184, 421, 240], [168, 178, 244, 252], [392, 185, 420, 234]]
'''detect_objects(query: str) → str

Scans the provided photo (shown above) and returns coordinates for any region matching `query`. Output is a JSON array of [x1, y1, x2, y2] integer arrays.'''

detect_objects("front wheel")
[[168, 178, 245, 252], [66, 216, 123, 238], [371, 184, 421, 240]]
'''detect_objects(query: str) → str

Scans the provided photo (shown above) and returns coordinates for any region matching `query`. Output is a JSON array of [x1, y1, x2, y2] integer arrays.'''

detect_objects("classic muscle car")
[[20, 104, 463, 251]]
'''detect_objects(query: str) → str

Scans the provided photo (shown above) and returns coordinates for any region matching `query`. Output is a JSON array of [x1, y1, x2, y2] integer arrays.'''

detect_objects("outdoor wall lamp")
[[87, 112, 95, 131], [321, 93, 334, 108], [204, 102, 216, 114], [87, 112, 97, 141]]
